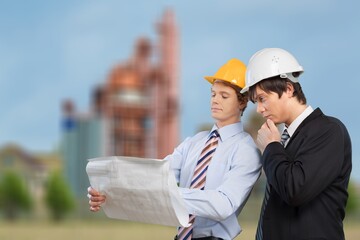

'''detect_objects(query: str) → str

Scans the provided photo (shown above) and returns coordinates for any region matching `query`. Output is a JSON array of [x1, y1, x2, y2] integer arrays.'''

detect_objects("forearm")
[[179, 188, 234, 221], [263, 136, 343, 206], [179, 166, 261, 221]]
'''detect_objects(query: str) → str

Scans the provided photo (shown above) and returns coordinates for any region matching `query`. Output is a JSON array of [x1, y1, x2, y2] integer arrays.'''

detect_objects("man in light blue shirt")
[[88, 59, 261, 240], [168, 59, 261, 240]]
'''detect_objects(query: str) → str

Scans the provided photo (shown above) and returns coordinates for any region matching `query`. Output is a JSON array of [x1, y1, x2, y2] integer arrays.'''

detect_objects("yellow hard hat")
[[204, 58, 247, 89]]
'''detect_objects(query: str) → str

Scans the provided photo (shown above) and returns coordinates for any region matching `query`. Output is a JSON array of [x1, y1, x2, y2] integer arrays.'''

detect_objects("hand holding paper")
[[86, 156, 190, 227], [87, 187, 106, 212]]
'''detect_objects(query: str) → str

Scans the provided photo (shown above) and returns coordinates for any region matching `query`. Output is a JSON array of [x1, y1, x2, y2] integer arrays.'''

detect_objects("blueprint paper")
[[86, 156, 190, 227]]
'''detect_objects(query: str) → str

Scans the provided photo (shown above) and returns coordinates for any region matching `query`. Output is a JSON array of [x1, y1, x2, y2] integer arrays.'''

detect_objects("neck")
[[215, 120, 240, 129], [286, 104, 307, 126]]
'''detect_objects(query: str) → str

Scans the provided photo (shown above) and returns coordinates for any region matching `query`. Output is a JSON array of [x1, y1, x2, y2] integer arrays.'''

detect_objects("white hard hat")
[[241, 48, 304, 93]]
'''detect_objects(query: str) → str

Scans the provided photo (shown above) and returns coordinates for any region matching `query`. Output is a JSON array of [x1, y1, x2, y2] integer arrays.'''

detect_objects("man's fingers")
[[88, 186, 106, 212], [89, 195, 106, 203], [88, 187, 100, 196], [266, 119, 278, 132], [89, 198, 104, 207], [260, 121, 269, 130], [90, 206, 101, 212]]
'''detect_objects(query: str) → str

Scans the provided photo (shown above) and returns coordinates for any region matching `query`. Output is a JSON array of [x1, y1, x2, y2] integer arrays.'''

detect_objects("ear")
[[285, 82, 295, 97], [239, 101, 247, 111]]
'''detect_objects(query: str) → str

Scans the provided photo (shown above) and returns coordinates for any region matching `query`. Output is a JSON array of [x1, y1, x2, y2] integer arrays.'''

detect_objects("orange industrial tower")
[[91, 9, 180, 159]]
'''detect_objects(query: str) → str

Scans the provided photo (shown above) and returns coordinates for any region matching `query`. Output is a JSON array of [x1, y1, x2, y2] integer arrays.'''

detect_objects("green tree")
[[346, 180, 359, 215], [44, 171, 75, 221], [0, 171, 33, 220]]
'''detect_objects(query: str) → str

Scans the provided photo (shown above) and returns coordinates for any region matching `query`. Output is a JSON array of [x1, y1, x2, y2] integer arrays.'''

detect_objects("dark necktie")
[[255, 129, 290, 240]]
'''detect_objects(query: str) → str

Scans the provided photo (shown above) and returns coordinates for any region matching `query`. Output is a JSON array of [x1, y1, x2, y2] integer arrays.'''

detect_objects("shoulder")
[[302, 108, 351, 142], [191, 130, 209, 140], [322, 114, 351, 142], [229, 130, 260, 158], [179, 130, 209, 146], [311, 108, 348, 132], [233, 130, 257, 147]]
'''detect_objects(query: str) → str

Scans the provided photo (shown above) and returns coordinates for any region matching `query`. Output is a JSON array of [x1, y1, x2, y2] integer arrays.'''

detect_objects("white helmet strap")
[[280, 73, 299, 83]]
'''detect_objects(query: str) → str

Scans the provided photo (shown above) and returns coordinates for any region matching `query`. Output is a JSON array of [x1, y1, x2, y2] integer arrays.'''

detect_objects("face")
[[211, 82, 243, 128], [253, 85, 292, 125]]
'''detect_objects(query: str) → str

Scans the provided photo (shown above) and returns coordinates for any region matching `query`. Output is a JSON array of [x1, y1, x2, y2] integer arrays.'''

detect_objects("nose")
[[256, 103, 264, 114], [211, 95, 220, 104]]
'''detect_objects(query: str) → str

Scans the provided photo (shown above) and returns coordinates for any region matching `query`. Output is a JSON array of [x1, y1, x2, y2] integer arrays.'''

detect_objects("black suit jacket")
[[261, 108, 352, 240]]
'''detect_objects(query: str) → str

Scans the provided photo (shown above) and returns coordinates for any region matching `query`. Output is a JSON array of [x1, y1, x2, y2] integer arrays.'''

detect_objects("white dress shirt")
[[283, 106, 314, 147]]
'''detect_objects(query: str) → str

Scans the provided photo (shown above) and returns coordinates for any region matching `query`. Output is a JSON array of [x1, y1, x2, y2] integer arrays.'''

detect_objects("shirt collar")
[[210, 122, 244, 142], [286, 105, 314, 137]]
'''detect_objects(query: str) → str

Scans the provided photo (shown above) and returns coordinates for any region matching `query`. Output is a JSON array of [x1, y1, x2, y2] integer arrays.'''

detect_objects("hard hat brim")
[[204, 76, 219, 84], [240, 86, 249, 94]]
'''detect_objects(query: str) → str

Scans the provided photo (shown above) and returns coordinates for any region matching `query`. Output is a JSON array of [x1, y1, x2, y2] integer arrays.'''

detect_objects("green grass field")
[[1, 191, 359, 240], [0, 219, 359, 240]]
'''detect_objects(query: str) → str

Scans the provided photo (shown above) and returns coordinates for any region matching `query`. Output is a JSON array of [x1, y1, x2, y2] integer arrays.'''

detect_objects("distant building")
[[61, 101, 105, 196], [61, 9, 180, 196], [0, 144, 46, 198]]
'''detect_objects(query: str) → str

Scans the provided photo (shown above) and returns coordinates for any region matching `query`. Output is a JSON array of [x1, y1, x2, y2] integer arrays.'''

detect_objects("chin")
[[265, 116, 275, 122], [211, 113, 219, 118], [212, 115, 221, 122], [270, 119, 280, 124]]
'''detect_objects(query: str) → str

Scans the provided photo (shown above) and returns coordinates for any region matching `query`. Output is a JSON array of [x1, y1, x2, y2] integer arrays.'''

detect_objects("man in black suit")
[[240, 48, 352, 240]]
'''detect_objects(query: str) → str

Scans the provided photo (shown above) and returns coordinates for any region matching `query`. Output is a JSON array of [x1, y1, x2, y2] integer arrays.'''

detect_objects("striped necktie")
[[177, 130, 220, 240], [255, 129, 290, 240], [280, 129, 290, 146]]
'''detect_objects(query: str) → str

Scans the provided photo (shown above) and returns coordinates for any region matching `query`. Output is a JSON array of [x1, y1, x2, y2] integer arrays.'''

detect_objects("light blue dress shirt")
[[165, 122, 262, 240]]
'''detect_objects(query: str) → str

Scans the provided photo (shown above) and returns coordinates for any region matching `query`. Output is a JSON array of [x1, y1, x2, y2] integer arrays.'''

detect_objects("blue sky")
[[0, 1, 359, 182]]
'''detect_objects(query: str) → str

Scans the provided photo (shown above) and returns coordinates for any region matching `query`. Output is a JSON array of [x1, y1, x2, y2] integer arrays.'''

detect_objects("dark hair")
[[248, 74, 306, 104]]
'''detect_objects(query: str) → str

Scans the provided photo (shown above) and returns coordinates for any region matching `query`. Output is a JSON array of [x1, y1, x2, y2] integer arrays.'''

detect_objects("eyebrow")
[[256, 92, 269, 101], [211, 89, 231, 95]]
